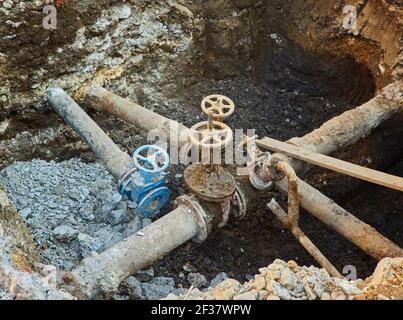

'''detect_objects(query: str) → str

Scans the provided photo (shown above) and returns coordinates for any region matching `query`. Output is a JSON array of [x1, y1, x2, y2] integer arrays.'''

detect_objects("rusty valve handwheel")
[[201, 94, 235, 120], [189, 121, 233, 150]]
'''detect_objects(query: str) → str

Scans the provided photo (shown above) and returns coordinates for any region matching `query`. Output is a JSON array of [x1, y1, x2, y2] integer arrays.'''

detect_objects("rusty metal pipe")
[[83, 85, 190, 146], [268, 200, 343, 278], [267, 160, 343, 278], [274, 160, 299, 226], [65, 198, 208, 299], [47, 88, 132, 180], [278, 82, 403, 173]]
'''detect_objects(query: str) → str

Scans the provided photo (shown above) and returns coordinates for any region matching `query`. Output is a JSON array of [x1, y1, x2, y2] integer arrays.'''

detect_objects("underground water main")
[[45, 80, 402, 298], [0, 0, 402, 302]]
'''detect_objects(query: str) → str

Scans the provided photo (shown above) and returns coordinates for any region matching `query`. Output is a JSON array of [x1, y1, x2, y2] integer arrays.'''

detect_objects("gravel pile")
[[0, 158, 148, 271], [165, 258, 403, 300], [0, 288, 14, 300]]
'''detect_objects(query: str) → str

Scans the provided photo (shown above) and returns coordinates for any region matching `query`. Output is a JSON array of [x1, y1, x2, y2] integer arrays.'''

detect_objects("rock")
[[370, 257, 403, 286], [233, 290, 258, 300], [93, 226, 124, 251], [253, 275, 266, 291], [123, 277, 145, 300], [287, 260, 298, 271], [110, 193, 123, 206], [141, 283, 181, 300], [20, 208, 32, 220], [135, 267, 155, 282], [210, 272, 228, 288], [150, 277, 175, 287], [188, 273, 208, 288], [182, 262, 197, 273], [124, 216, 142, 236], [304, 285, 317, 300], [258, 290, 270, 300], [266, 280, 291, 300], [107, 208, 127, 226], [214, 279, 242, 300], [334, 278, 362, 295], [162, 293, 180, 300], [267, 294, 281, 300], [330, 291, 344, 300], [265, 268, 281, 281], [79, 203, 95, 221], [112, 294, 130, 300], [77, 233, 102, 257], [2, 0, 13, 9], [279, 268, 297, 290], [313, 282, 326, 297], [334, 293, 347, 300], [52, 225, 78, 242], [321, 292, 332, 300]]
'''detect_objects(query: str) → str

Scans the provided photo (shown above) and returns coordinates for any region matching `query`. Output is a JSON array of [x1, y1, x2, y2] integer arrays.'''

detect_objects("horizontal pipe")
[[285, 82, 403, 172], [65, 204, 200, 299], [47, 88, 132, 180], [83, 85, 190, 146]]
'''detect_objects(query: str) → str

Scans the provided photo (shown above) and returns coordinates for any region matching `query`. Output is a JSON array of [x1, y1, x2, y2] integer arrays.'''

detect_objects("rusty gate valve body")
[[184, 164, 237, 228], [118, 145, 170, 219], [201, 94, 235, 121]]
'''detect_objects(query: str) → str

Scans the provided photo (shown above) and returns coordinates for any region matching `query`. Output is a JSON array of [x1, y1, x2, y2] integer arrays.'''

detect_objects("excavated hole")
[[0, 2, 401, 296]]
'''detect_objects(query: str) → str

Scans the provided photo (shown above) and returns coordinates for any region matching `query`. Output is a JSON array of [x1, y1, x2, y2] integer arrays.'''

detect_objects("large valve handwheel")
[[189, 121, 233, 150], [201, 94, 235, 120], [133, 145, 169, 174]]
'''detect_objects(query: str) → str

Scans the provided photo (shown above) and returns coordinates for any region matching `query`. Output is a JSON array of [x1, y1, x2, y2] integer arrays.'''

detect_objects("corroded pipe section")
[[268, 200, 342, 278], [267, 160, 343, 278], [47, 88, 132, 180], [283, 82, 403, 172], [83, 85, 190, 146], [65, 199, 208, 299]]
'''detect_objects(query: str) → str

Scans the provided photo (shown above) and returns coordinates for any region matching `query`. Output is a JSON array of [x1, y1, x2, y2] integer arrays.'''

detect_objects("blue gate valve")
[[118, 145, 170, 218]]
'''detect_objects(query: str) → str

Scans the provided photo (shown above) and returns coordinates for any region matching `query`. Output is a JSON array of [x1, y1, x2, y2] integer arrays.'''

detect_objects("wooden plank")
[[256, 137, 403, 192]]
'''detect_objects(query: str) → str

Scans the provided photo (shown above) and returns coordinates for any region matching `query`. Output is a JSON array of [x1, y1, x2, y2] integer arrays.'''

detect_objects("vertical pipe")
[[47, 88, 132, 180]]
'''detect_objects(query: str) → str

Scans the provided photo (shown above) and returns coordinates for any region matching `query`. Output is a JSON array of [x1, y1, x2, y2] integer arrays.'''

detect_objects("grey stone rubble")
[[0, 158, 147, 271], [120, 272, 184, 300], [0, 288, 14, 300], [164, 259, 368, 300], [0, 158, 187, 300]]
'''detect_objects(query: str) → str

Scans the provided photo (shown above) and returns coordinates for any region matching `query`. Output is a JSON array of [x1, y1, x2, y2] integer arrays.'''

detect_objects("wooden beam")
[[256, 137, 403, 192]]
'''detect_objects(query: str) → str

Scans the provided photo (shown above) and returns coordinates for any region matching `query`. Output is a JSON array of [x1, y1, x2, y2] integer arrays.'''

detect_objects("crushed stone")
[[0, 158, 145, 271]]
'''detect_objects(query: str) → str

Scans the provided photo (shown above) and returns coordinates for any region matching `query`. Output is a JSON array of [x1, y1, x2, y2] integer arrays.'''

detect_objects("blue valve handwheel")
[[136, 187, 170, 218], [133, 145, 169, 174]]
